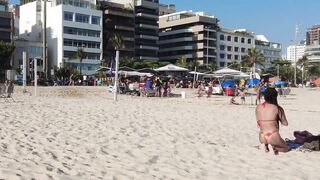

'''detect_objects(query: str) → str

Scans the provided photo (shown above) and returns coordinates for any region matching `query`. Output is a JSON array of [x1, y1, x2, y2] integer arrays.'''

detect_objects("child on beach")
[[238, 88, 246, 105], [229, 96, 239, 105]]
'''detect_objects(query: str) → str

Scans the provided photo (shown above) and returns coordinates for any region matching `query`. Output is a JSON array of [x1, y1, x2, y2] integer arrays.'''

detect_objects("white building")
[[20, 0, 102, 75], [287, 43, 306, 63], [216, 28, 254, 68]]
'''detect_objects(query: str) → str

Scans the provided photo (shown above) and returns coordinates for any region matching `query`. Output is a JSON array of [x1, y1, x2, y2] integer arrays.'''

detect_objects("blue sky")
[[160, 0, 320, 54]]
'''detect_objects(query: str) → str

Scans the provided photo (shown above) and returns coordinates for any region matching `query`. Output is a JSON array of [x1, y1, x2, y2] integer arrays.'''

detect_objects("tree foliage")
[[0, 40, 15, 69], [176, 56, 188, 68], [71, 47, 86, 75], [242, 48, 265, 69]]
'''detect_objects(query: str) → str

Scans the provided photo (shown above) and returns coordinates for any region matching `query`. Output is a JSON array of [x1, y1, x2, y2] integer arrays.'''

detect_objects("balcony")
[[136, 35, 158, 40], [114, 25, 134, 31], [136, 12, 158, 19], [104, 9, 134, 18], [136, 23, 158, 30]]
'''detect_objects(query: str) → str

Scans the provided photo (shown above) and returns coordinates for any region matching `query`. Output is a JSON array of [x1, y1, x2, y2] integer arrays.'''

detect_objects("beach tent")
[[114, 70, 152, 77], [119, 66, 136, 71], [154, 64, 189, 72], [314, 78, 320, 86], [96, 66, 110, 72], [246, 78, 260, 87], [213, 67, 242, 75], [234, 72, 250, 78], [189, 71, 205, 75], [137, 68, 157, 75]]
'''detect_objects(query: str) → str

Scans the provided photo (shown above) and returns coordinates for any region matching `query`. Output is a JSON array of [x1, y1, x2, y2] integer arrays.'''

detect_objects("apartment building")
[[20, 0, 103, 75], [159, 11, 218, 66], [216, 28, 254, 68], [254, 35, 282, 68], [287, 41, 306, 63], [100, 0, 159, 61], [305, 24, 320, 63], [159, 3, 175, 15], [0, 0, 12, 43], [99, 1, 135, 62]]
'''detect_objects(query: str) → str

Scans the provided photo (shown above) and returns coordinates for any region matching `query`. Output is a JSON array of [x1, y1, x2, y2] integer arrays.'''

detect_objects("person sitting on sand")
[[256, 87, 289, 154], [229, 96, 239, 105]]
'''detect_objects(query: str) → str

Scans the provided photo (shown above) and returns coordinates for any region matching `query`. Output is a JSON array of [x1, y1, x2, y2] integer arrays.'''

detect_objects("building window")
[[220, 34, 225, 40], [241, 37, 245, 43], [234, 37, 238, 42], [220, 62, 225, 67], [227, 54, 232, 59], [227, 46, 232, 51], [220, 53, 225, 59], [91, 16, 100, 25], [64, 11, 73, 21], [248, 39, 252, 44], [234, 47, 239, 52], [75, 13, 89, 23], [227, 35, 231, 41], [241, 48, 246, 53], [235, 55, 239, 60], [220, 45, 225, 51]]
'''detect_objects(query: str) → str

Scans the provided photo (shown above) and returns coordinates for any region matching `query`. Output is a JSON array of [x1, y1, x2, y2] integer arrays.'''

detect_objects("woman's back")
[[256, 103, 279, 131]]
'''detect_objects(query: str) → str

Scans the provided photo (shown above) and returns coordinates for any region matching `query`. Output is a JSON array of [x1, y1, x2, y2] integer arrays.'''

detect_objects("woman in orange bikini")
[[256, 87, 289, 153]]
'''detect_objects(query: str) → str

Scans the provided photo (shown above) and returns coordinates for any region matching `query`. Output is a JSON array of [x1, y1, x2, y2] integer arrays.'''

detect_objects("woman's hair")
[[264, 87, 284, 121]]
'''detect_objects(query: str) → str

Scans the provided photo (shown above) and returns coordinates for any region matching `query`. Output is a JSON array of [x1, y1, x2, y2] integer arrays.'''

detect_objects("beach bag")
[[293, 131, 314, 144]]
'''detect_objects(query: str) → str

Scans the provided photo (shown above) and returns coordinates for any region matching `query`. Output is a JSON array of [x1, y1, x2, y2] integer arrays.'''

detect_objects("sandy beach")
[[0, 86, 320, 179]]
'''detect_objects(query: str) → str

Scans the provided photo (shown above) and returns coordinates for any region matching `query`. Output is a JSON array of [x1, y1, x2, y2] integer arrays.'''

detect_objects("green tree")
[[176, 56, 187, 68], [297, 56, 309, 84], [188, 59, 200, 71], [110, 34, 124, 101], [0, 41, 15, 80], [71, 47, 86, 75], [228, 61, 241, 71], [242, 48, 265, 75]]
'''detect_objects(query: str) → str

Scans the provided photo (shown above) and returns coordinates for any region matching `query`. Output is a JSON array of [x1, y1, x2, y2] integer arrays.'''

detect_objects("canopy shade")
[[96, 66, 110, 72], [213, 68, 242, 75], [154, 64, 188, 72], [189, 71, 205, 75]]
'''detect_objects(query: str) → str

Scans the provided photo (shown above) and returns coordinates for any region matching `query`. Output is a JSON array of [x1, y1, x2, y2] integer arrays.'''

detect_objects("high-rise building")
[[159, 3, 175, 15], [20, 0, 103, 75], [216, 28, 254, 68], [0, 0, 12, 43], [100, 0, 159, 61], [159, 11, 218, 66], [286, 42, 306, 63], [254, 35, 282, 68], [305, 24, 320, 63]]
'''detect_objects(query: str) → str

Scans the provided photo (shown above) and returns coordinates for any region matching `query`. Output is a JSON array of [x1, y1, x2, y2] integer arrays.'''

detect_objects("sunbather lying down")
[[256, 88, 289, 154]]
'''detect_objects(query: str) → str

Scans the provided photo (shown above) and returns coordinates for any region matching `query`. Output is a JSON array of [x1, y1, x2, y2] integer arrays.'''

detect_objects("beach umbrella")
[[213, 67, 242, 75], [246, 78, 259, 87], [314, 78, 320, 86], [154, 64, 188, 72], [221, 80, 235, 87]]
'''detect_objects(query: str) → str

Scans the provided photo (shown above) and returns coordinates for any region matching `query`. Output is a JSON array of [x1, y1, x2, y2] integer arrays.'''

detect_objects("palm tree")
[[72, 47, 86, 75], [110, 34, 123, 101], [176, 56, 187, 68], [297, 56, 309, 85], [242, 48, 265, 77]]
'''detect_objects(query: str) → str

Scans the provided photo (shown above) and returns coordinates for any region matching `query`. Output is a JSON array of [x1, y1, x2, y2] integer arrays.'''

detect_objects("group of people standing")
[[0, 80, 14, 98]]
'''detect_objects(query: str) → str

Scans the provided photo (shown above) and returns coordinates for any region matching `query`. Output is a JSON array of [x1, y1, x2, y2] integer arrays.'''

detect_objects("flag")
[[109, 60, 113, 76]]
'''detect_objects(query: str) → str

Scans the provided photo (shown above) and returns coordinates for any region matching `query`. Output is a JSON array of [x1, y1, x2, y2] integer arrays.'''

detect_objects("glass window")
[[241, 38, 245, 43], [227, 54, 232, 59], [234, 47, 239, 52], [227, 36, 231, 41], [234, 37, 238, 42], [248, 39, 252, 44], [235, 55, 239, 60], [227, 46, 232, 51], [91, 16, 100, 25], [241, 48, 246, 53], [64, 11, 73, 21], [220, 34, 225, 40], [220, 62, 225, 67], [220, 53, 225, 59], [220, 45, 225, 51], [75, 13, 89, 23]]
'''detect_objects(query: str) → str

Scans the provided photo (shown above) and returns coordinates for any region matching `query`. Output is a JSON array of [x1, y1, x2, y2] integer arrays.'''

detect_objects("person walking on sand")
[[238, 88, 246, 105], [256, 87, 289, 154]]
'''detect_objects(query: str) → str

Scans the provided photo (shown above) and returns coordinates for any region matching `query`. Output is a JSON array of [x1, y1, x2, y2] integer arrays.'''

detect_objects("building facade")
[[286, 42, 306, 63], [159, 3, 175, 16], [254, 35, 282, 68], [305, 24, 320, 63], [0, 0, 12, 43], [100, 0, 159, 61], [216, 28, 254, 68], [159, 11, 218, 66], [20, 0, 103, 75]]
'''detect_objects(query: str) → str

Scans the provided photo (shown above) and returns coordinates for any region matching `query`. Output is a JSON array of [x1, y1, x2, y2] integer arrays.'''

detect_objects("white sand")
[[0, 86, 320, 179]]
